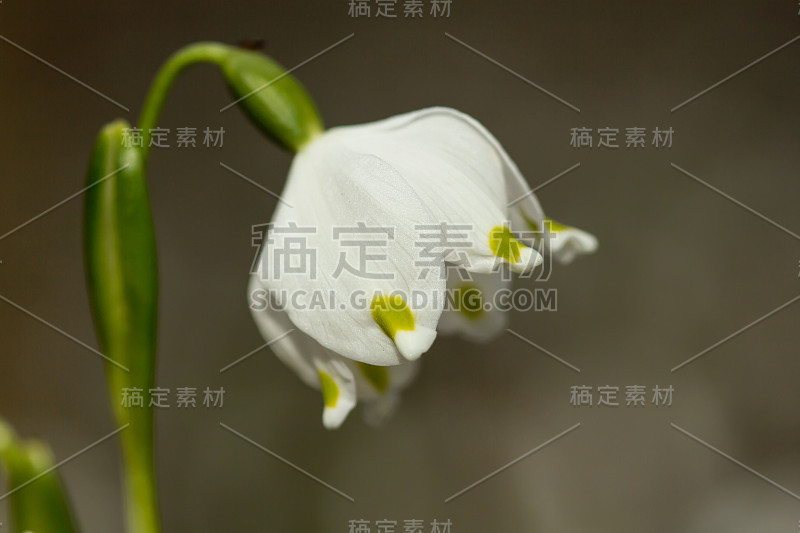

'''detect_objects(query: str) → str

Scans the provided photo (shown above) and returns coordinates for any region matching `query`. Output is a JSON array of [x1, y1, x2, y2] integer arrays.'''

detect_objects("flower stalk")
[[85, 41, 324, 533]]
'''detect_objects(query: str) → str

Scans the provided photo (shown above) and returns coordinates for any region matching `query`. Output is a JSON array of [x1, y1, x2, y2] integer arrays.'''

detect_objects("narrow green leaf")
[[0, 419, 78, 533]]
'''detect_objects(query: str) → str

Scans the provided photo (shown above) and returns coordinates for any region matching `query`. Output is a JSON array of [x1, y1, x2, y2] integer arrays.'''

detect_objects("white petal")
[[249, 277, 356, 428], [248, 276, 319, 388], [312, 356, 356, 430], [332, 107, 543, 275], [254, 138, 446, 366], [542, 220, 599, 264], [438, 268, 509, 342], [393, 327, 436, 361], [250, 276, 421, 427], [372, 107, 547, 252]]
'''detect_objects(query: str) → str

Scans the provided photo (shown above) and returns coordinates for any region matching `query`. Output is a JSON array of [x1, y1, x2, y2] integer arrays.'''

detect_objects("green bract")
[[138, 42, 323, 156], [219, 46, 324, 151]]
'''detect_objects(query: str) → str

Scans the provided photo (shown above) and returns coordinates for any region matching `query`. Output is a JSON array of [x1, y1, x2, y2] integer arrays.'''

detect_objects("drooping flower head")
[[250, 107, 597, 428]]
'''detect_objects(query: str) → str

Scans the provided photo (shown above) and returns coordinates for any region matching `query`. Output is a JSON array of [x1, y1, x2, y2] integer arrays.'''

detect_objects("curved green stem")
[[105, 40, 323, 533], [138, 42, 229, 166], [116, 42, 227, 533]]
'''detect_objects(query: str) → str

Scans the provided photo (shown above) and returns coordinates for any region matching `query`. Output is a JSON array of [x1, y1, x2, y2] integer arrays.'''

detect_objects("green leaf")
[[0, 419, 79, 533]]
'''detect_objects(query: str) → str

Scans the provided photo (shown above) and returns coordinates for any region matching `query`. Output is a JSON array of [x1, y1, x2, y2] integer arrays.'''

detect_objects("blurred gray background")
[[1, 0, 799, 531]]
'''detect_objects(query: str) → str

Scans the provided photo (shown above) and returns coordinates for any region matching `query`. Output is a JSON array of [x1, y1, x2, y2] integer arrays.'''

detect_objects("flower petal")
[[249, 276, 421, 428], [359, 358, 419, 427], [438, 268, 509, 342], [332, 107, 543, 275], [542, 219, 598, 264], [249, 278, 356, 428], [313, 356, 357, 430], [370, 294, 437, 361], [248, 276, 319, 388], [253, 138, 447, 366]]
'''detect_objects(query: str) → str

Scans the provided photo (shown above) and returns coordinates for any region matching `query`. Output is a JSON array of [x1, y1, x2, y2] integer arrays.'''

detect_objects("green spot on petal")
[[522, 213, 568, 238], [357, 362, 389, 394], [457, 283, 484, 320], [318, 371, 339, 408], [371, 294, 415, 340], [545, 218, 568, 232], [489, 226, 523, 263]]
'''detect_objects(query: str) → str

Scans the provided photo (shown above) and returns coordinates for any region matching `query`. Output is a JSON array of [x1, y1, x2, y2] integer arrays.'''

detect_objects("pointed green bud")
[[84, 120, 160, 533], [0, 419, 78, 533], [218, 47, 324, 151], [85, 119, 157, 389]]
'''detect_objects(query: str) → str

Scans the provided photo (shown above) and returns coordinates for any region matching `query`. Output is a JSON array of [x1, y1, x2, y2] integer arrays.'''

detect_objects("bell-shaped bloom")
[[250, 107, 596, 427]]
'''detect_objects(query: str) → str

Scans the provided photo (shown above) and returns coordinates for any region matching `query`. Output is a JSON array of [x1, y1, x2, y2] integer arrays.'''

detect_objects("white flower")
[[249, 107, 597, 428]]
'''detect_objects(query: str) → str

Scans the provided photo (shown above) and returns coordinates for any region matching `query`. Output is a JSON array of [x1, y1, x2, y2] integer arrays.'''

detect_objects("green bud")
[[84, 120, 160, 533], [85, 119, 157, 397], [218, 47, 324, 151], [0, 419, 78, 533]]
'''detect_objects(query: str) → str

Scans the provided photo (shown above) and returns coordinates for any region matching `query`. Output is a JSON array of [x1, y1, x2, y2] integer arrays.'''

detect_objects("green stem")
[[120, 420, 160, 533], [115, 42, 227, 533], [138, 42, 229, 165], [110, 40, 323, 533]]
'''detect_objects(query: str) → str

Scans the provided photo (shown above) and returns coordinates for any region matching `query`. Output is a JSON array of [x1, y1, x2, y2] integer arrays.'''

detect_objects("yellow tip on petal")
[[371, 294, 414, 339], [371, 294, 435, 360], [318, 370, 339, 408], [490, 225, 542, 273], [544, 218, 569, 233], [489, 226, 522, 263]]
